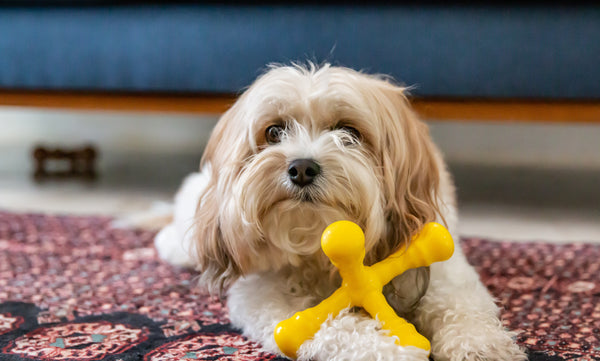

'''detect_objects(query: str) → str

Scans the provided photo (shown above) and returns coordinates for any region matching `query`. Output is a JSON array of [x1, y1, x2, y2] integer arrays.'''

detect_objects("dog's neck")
[[278, 256, 342, 303]]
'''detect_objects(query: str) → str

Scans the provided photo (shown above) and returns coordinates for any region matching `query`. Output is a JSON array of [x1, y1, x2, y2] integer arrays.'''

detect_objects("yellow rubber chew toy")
[[274, 220, 454, 359]]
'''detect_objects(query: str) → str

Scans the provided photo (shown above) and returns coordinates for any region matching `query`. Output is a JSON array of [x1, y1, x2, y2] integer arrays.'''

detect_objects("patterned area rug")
[[0, 211, 598, 361]]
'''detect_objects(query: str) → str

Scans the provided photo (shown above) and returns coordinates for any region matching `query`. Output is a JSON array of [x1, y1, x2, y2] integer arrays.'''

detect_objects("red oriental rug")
[[0, 211, 599, 360]]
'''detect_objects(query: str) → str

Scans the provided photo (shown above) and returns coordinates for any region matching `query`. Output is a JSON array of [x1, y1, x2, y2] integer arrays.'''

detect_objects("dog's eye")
[[266, 125, 284, 144], [337, 125, 361, 145], [341, 126, 361, 140]]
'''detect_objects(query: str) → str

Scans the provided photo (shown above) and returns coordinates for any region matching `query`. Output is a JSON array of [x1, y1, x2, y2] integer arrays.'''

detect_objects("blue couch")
[[1, 4, 599, 99]]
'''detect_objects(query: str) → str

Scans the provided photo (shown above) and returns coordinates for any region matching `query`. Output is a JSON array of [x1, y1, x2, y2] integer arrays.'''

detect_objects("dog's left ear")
[[369, 81, 443, 312], [373, 83, 442, 252]]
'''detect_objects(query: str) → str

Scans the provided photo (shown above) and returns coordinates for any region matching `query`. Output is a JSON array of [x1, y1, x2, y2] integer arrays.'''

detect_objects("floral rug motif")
[[1, 211, 599, 360]]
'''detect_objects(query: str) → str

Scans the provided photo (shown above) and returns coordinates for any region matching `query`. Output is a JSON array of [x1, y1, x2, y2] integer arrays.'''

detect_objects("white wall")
[[0, 107, 217, 174], [1, 107, 599, 177], [428, 120, 600, 169]]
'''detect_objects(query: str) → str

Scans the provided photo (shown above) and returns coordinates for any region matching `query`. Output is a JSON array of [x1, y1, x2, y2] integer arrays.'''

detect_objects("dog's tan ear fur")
[[367, 82, 442, 260], [193, 101, 249, 296], [192, 177, 241, 296], [386, 94, 441, 249]]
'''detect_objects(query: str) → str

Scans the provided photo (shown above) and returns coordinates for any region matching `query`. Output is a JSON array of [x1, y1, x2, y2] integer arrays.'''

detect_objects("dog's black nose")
[[288, 159, 321, 187]]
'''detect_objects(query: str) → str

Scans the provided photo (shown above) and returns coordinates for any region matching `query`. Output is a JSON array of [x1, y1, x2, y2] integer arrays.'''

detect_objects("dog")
[[154, 64, 526, 361]]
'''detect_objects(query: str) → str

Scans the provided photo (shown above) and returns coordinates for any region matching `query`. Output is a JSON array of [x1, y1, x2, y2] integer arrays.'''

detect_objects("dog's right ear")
[[193, 101, 249, 296]]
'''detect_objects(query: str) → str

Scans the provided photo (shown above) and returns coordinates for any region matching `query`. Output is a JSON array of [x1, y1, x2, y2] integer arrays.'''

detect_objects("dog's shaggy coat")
[[155, 64, 526, 361]]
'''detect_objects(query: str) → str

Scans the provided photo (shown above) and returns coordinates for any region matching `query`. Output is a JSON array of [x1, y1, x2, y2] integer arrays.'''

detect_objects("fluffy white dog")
[[155, 64, 526, 361]]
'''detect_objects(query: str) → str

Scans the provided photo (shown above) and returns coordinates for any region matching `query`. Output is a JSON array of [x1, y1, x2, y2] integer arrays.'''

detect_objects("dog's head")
[[194, 64, 443, 295]]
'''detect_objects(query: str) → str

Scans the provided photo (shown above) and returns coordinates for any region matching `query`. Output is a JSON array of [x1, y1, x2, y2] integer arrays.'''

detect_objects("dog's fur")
[[155, 64, 526, 361]]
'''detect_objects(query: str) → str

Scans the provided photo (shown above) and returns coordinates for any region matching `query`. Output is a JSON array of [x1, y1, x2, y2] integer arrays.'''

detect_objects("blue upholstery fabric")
[[1, 5, 599, 98]]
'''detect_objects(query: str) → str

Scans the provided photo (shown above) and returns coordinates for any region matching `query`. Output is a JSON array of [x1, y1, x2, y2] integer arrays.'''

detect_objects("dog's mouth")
[[299, 193, 315, 203], [291, 185, 321, 203]]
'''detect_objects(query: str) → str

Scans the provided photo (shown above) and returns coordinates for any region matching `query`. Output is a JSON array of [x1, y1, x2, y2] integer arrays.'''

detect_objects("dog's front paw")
[[430, 312, 527, 361], [297, 309, 429, 361]]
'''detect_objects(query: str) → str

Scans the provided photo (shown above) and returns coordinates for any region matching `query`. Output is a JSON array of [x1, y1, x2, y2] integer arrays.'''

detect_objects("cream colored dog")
[[155, 64, 526, 361]]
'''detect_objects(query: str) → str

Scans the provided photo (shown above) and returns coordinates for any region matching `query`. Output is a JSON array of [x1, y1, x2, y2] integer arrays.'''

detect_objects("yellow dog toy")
[[274, 220, 454, 359]]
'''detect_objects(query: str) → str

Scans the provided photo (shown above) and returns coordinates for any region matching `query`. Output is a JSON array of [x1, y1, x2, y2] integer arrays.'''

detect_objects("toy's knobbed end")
[[321, 220, 365, 266], [274, 320, 303, 359], [417, 222, 455, 262]]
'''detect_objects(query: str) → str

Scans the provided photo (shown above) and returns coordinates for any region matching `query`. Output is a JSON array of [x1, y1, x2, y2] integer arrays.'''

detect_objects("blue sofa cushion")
[[1, 5, 599, 99]]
